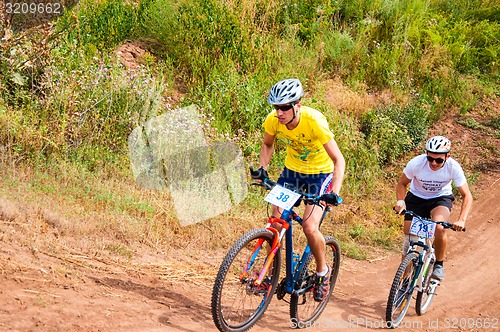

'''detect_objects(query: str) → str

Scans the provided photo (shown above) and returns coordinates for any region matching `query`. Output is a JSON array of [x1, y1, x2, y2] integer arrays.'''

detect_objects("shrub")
[[361, 104, 429, 165], [37, 54, 166, 167], [56, 0, 139, 50]]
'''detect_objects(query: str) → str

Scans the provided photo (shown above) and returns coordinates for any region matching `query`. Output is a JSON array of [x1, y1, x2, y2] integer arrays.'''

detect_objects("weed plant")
[[0, 0, 498, 258]]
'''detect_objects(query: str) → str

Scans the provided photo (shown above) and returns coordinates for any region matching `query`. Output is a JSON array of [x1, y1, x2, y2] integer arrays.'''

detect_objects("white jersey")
[[404, 154, 467, 199]]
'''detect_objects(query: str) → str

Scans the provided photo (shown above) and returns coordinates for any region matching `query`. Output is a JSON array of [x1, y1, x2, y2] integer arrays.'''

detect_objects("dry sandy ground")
[[0, 172, 498, 332], [0, 25, 498, 332]]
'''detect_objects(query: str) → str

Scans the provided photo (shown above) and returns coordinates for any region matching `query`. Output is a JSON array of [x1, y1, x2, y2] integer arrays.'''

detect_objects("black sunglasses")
[[274, 103, 295, 112], [426, 156, 446, 164]]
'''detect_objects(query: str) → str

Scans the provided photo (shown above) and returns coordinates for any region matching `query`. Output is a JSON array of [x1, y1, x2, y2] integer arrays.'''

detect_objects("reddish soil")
[[0, 172, 498, 331], [0, 43, 498, 331]]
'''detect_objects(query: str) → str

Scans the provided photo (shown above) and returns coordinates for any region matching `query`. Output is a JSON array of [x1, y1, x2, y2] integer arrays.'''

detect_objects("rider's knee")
[[434, 227, 447, 239], [303, 222, 324, 239], [271, 222, 283, 232], [302, 226, 317, 237], [402, 234, 419, 254]]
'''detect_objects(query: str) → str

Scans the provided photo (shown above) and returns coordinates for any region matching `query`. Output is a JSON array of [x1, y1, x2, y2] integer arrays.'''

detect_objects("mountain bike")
[[211, 177, 342, 332], [386, 210, 466, 328]]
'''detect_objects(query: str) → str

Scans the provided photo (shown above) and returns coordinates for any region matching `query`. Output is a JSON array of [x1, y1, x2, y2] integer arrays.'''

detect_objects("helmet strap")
[[285, 102, 298, 126], [286, 112, 296, 125]]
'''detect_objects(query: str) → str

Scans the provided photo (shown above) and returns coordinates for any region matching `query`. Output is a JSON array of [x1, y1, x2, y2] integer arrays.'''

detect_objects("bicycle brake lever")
[[393, 207, 406, 215]]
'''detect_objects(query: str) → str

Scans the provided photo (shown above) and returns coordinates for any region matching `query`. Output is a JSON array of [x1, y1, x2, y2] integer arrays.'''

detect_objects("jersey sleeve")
[[402, 156, 419, 179], [314, 115, 334, 145], [451, 161, 467, 188], [262, 111, 278, 136]]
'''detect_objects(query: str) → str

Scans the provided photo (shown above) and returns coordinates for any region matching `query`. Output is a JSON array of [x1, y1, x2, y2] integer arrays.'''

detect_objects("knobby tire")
[[211, 228, 281, 332], [386, 252, 419, 328], [289, 236, 341, 329]]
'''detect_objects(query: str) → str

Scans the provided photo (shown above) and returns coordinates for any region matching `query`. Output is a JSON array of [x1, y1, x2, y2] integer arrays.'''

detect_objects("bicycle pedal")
[[429, 279, 440, 285], [428, 281, 439, 293]]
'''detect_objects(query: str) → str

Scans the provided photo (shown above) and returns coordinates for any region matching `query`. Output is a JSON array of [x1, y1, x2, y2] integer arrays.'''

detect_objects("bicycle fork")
[[240, 219, 289, 287]]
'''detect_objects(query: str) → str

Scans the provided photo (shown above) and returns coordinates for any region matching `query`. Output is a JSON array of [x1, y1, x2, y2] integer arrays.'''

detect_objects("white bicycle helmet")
[[267, 78, 304, 105], [425, 136, 451, 153]]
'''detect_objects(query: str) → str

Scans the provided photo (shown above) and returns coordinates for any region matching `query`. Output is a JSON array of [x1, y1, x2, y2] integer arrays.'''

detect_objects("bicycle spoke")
[[290, 236, 341, 327], [416, 260, 438, 315], [386, 252, 418, 328], [212, 229, 281, 332]]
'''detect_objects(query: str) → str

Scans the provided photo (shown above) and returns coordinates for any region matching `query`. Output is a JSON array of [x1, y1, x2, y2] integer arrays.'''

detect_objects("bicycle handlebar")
[[400, 209, 466, 232], [251, 178, 343, 207]]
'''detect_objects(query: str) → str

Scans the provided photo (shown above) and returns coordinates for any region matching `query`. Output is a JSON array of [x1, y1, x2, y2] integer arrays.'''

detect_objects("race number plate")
[[410, 217, 437, 238], [264, 185, 301, 210]]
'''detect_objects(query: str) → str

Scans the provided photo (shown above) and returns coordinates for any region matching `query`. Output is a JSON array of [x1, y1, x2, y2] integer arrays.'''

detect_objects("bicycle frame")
[[248, 204, 329, 296], [212, 176, 342, 332], [407, 236, 437, 293]]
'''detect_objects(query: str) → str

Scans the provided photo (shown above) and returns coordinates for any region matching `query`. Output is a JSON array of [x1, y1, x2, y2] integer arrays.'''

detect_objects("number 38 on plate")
[[264, 185, 301, 210]]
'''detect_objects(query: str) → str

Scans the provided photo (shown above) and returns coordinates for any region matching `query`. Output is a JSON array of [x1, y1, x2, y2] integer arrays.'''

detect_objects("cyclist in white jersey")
[[394, 136, 473, 280]]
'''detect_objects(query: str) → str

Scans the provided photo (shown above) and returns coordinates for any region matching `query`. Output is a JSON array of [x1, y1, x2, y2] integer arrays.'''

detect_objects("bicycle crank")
[[427, 280, 439, 295]]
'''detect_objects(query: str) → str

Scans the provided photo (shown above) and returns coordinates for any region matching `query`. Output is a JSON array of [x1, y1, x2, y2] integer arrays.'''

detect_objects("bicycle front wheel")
[[211, 228, 281, 332], [386, 252, 419, 328], [289, 236, 341, 329], [416, 258, 437, 315]]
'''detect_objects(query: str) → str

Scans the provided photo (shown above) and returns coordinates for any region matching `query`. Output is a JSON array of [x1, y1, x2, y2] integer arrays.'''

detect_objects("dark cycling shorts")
[[277, 167, 333, 205], [404, 191, 455, 220]]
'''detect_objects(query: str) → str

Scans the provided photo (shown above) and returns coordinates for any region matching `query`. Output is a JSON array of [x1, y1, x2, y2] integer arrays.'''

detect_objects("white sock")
[[316, 266, 329, 277]]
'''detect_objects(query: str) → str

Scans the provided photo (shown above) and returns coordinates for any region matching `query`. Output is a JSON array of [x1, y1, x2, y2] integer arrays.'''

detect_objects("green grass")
[[0, 0, 498, 259]]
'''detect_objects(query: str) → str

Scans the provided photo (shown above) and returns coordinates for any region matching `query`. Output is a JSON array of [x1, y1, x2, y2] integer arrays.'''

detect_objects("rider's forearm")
[[457, 193, 473, 223], [455, 184, 473, 223], [323, 139, 345, 195], [259, 143, 274, 169], [331, 160, 345, 195], [395, 183, 407, 201]]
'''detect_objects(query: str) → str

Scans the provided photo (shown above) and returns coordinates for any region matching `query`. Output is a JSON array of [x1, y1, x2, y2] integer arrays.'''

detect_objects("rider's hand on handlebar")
[[394, 200, 406, 214], [249, 166, 269, 183], [321, 193, 343, 206], [452, 219, 466, 232]]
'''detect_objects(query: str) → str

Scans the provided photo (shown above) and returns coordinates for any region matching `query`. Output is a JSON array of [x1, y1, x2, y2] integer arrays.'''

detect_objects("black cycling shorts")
[[404, 192, 455, 220], [277, 167, 333, 206]]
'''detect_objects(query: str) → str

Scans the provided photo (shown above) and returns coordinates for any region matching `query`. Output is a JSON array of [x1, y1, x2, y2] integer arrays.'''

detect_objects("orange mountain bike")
[[211, 178, 342, 331]]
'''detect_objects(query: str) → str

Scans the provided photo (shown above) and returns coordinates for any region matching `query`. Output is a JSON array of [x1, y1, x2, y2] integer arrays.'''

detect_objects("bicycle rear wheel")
[[386, 252, 418, 328], [416, 258, 437, 315], [211, 228, 281, 332], [289, 236, 341, 329]]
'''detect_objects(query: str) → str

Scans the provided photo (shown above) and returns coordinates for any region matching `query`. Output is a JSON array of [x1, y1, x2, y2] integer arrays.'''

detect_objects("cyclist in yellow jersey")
[[251, 78, 345, 302]]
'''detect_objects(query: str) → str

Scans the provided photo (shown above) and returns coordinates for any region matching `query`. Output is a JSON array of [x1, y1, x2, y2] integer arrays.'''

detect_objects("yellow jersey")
[[263, 106, 334, 174]]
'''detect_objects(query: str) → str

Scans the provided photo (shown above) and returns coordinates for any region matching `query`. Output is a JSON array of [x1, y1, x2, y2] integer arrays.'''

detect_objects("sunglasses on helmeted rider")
[[426, 156, 446, 164], [274, 103, 296, 112]]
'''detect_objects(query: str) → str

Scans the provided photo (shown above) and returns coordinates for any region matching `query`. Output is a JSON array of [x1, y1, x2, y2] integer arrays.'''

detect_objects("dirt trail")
[[0, 176, 499, 332], [249, 176, 500, 332]]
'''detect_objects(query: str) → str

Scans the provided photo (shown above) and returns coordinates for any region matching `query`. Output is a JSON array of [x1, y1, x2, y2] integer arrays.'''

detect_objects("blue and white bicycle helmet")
[[267, 78, 304, 105], [425, 136, 451, 153]]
